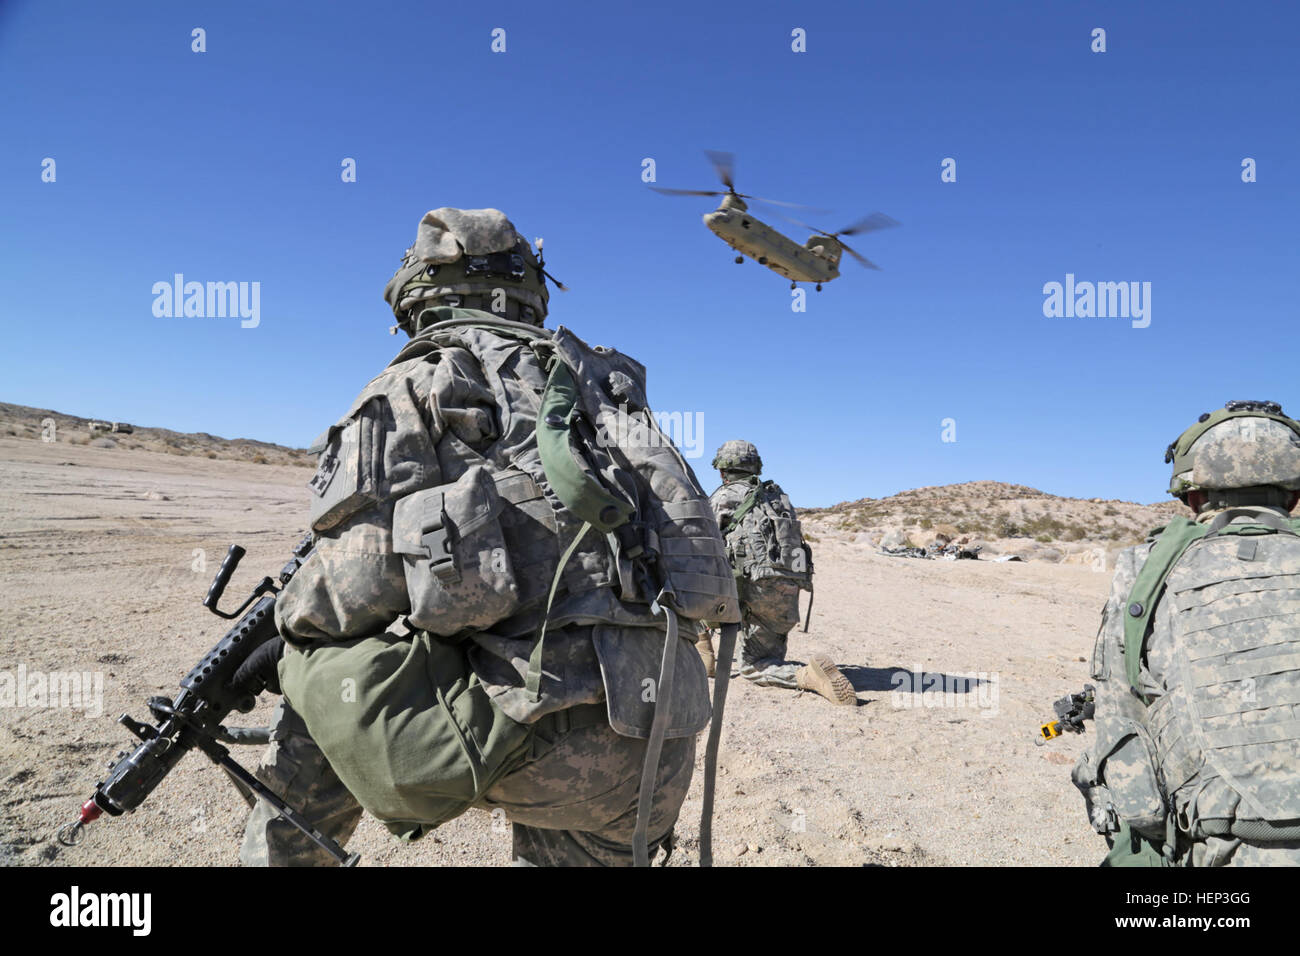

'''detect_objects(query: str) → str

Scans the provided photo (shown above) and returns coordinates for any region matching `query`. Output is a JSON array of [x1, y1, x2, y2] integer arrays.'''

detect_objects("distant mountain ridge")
[[0, 401, 313, 467], [802, 479, 1186, 556]]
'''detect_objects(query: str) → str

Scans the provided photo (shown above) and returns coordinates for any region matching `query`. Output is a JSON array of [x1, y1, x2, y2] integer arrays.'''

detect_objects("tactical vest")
[[1123, 508, 1300, 846], [721, 477, 813, 589], [384, 317, 741, 646], [285, 312, 741, 864]]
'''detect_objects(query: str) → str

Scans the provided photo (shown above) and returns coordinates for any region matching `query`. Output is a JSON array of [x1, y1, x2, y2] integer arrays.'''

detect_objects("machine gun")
[[1036, 684, 1095, 743], [56, 534, 358, 866]]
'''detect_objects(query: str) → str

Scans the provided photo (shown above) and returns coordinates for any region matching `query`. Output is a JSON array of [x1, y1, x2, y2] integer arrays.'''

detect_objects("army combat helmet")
[[712, 440, 762, 476], [382, 207, 564, 336], [1165, 400, 1300, 510]]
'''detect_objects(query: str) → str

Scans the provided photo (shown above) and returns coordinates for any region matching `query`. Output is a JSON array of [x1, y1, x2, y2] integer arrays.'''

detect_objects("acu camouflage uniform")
[[709, 477, 803, 688], [241, 209, 727, 866], [1074, 406, 1300, 866], [701, 441, 853, 704]]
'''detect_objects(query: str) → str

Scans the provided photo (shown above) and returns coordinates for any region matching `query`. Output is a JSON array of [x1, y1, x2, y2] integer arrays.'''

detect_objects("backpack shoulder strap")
[[722, 478, 763, 536], [1124, 517, 1208, 690], [1123, 510, 1300, 690]]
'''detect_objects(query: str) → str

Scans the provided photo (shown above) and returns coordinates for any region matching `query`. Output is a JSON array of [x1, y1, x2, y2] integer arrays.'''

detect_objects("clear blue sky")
[[2, 1, 1296, 506]]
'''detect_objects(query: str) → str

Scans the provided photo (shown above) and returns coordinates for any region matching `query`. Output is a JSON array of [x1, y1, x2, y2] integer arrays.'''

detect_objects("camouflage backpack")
[[1121, 507, 1300, 848], [721, 476, 814, 588], [286, 310, 741, 865]]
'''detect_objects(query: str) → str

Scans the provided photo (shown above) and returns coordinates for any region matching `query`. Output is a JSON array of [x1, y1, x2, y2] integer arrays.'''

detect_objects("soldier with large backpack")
[[1073, 400, 1300, 866], [698, 440, 855, 706], [230, 208, 741, 866]]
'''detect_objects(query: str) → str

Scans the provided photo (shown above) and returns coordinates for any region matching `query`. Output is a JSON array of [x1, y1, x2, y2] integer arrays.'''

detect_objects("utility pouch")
[[309, 397, 390, 532], [1097, 715, 1168, 833], [393, 465, 521, 636]]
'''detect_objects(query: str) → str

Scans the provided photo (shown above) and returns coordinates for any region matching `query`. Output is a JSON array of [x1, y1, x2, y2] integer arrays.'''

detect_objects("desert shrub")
[[995, 516, 1023, 537]]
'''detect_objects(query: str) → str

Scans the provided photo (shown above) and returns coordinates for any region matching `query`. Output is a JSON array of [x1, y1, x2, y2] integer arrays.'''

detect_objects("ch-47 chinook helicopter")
[[652, 151, 900, 290]]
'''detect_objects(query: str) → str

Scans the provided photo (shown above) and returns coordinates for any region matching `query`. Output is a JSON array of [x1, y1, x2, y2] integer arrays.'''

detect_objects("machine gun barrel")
[[56, 534, 358, 865]]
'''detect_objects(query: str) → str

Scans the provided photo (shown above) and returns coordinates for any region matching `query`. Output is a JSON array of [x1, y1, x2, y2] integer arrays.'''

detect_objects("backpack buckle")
[[418, 494, 460, 584], [614, 521, 647, 560]]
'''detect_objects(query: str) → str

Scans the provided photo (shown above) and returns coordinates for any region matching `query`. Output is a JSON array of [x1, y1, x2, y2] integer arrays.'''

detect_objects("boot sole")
[[804, 654, 856, 705]]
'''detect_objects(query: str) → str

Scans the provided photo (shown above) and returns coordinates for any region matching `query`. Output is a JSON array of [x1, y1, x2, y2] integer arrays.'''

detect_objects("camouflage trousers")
[[238, 699, 694, 867], [709, 576, 805, 690], [1187, 839, 1300, 866]]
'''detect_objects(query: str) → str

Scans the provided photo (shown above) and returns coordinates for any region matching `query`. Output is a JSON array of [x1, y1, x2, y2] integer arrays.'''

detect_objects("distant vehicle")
[[652, 151, 900, 289]]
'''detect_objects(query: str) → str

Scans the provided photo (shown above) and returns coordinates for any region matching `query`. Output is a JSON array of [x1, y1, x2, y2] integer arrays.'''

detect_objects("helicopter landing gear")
[[734, 255, 743, 264]]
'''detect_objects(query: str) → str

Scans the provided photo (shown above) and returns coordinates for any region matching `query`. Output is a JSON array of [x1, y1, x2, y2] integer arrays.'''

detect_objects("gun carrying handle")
[[204, 545, 246, 613]]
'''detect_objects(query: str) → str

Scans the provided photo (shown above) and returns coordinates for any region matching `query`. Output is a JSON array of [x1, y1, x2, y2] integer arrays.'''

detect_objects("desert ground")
[[0, 421, 1182, 867]]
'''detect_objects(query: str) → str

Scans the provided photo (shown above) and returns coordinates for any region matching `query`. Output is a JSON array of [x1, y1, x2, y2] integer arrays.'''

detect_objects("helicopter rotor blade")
[[742, 195, 832, 213], [650, 187, 727, 198], [777, 214, 836, 235], [837, 212, 901, 237], [705, 150, 736, 191], [840, 241, 882, 271]]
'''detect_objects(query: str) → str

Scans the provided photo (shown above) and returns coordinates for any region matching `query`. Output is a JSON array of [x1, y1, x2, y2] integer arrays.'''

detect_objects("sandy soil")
[[0, 437, 1108, 867]]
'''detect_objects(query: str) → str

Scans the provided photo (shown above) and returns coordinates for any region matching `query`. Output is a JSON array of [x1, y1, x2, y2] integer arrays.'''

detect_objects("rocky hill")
[[0, 401, 314, 467], [801, 479, 1187, 564]]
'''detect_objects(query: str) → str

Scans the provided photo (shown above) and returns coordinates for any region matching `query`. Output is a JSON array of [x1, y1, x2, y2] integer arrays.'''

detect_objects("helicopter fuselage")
[[703, 200, 841, 284]]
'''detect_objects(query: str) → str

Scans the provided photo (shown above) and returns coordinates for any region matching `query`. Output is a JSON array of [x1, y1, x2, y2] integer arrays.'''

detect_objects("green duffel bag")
[[278, 626, 535, 840], [1100, 822, 1166, 867]]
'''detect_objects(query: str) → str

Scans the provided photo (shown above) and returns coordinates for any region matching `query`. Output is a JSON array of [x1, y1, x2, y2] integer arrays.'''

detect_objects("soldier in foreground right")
[[1074, 400, 1300, 866], [698, 440, 856, 706]]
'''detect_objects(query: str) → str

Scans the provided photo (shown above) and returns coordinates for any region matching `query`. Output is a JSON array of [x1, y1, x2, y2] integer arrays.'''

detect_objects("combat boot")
[[695, 633, 716, 678], [795, 654, 856, 705]]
